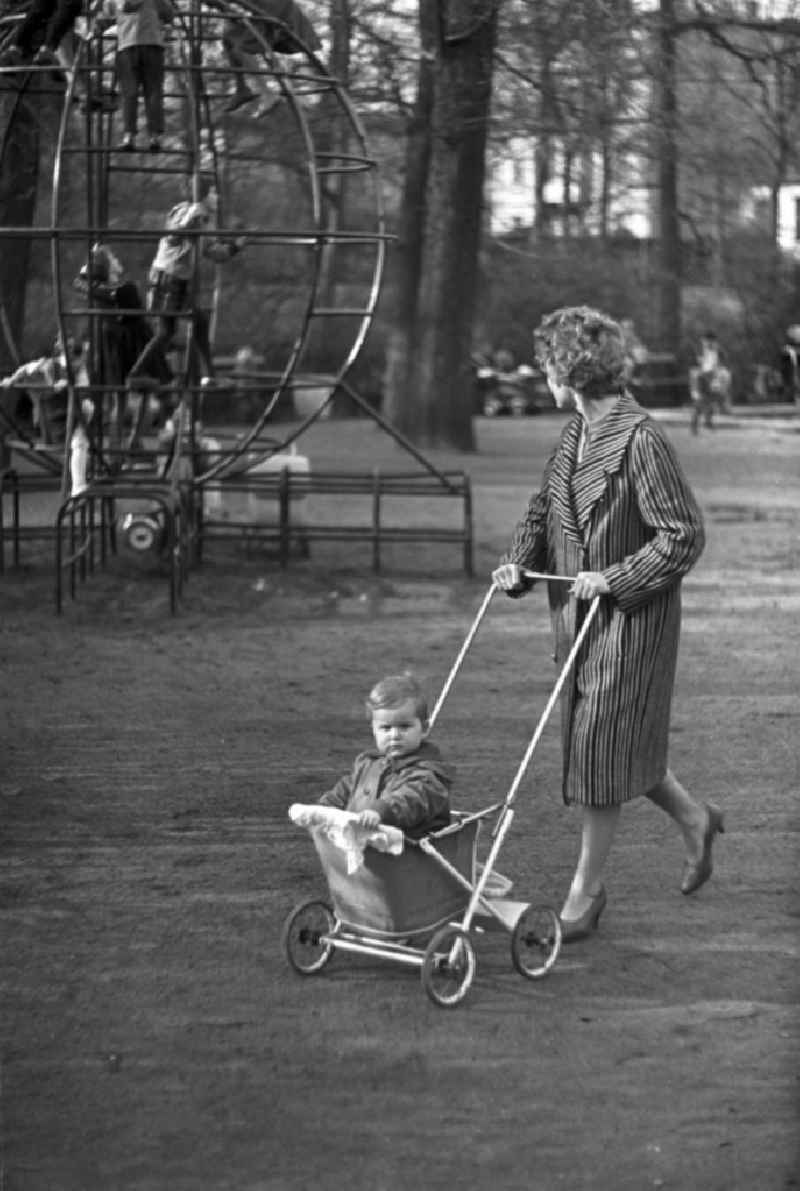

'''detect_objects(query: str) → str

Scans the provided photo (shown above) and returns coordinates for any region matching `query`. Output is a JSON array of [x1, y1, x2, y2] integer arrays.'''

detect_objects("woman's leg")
[[644, 770, 704, 839], [644, 771, 722, 893], [561, 804, 621, 921]]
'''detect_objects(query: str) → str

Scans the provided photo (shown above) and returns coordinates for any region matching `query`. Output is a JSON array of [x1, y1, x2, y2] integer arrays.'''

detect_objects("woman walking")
[[493, 305, 724, 942]]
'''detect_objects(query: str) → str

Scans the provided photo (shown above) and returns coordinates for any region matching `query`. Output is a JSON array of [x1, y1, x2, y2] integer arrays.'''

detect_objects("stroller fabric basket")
[[313, 818, 480, 937]]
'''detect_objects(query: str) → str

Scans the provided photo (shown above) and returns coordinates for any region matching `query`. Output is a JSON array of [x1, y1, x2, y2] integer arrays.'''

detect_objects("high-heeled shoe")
[[681, 803, 725, 895], [560, 885, 607, 943]]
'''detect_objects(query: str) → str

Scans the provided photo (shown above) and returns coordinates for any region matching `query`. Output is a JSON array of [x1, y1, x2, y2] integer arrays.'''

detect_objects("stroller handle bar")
[[502, 594, 601, 813], [430, 587, 601, 936], [521, 568, 575, 583], [428, 581, 498, 730], [428, 570, 583, 731]]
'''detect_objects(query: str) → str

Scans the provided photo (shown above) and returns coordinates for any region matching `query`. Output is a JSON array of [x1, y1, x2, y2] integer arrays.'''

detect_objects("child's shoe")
[[148, 137, 161, 153], [33, 46, 58, 66], [118, 133, 136, 152]]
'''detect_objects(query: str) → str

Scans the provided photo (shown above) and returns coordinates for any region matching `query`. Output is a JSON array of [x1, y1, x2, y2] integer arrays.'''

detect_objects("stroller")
[[282, 576, 600, 1008]]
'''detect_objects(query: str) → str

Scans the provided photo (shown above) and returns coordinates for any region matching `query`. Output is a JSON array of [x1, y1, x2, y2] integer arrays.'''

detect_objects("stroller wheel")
[[511, 904, 562, 979], [421, 926, 476, 1008], [281, 899, 336, 975]]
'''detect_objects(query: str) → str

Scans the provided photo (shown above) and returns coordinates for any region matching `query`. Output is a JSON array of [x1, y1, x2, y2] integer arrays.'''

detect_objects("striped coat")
[[503, 393, 704, 806]]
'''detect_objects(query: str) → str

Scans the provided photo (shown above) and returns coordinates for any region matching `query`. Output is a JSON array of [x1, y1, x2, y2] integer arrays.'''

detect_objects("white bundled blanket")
[[288, 804, 405, 874]]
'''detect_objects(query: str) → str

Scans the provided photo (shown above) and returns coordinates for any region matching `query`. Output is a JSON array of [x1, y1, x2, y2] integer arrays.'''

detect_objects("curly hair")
[[533, 305, 628, 396]]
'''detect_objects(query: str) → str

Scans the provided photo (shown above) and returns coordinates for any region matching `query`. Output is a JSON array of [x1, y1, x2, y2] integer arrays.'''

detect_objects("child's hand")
[[355, 810, 381, 831]]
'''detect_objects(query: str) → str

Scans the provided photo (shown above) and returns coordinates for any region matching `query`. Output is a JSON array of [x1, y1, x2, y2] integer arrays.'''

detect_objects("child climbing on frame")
[[0, 331, 91, 441], [126, 186, 247, 394], [222, 0, 321, 115], [101, 0, 174, 152]]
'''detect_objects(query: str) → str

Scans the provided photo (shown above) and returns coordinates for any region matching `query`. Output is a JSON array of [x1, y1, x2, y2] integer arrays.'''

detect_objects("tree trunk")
[[534, 65, 555, 240], [599, 70, 611, 241], [769, 181, 779, 246], [413, 0, 497, 449], [654, 0, 681, 355], [0, 91, 40, 370], [316, 0, 352, 304], [600, 133, 611, 241], [382, 0, 437, 432]]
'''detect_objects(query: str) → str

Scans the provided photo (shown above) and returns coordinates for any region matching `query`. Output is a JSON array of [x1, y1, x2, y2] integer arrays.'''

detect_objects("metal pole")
[[502, 595, 602, 812], [428, 582, 498, 730]]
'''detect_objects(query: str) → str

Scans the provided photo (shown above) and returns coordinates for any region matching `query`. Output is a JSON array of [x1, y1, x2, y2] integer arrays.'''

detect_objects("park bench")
[[196, 465, 474, 575]]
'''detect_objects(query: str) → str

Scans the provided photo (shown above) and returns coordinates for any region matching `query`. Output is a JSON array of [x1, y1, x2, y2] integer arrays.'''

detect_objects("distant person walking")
[[688, 331, 732, 433]]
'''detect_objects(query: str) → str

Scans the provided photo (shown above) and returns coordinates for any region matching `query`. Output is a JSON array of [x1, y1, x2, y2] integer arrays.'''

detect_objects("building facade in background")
[[487, 138, 654, 238]]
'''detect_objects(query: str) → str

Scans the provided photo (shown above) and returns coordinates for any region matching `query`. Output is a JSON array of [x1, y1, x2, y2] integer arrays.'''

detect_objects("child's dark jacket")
[[318, 741, 452, 838]]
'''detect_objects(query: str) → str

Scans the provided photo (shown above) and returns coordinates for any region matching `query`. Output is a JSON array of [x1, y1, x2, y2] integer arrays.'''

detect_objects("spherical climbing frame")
[[0, 0, 388, 608]]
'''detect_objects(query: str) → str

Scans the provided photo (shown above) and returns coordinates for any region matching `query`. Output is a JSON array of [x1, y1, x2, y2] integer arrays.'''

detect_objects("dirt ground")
[[1, 413, 799, 1190]]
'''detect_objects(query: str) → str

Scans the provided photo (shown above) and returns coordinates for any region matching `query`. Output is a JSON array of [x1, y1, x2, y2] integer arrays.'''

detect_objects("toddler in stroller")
[[284, 582, 599, 1006], [317, 673, 452, 839]]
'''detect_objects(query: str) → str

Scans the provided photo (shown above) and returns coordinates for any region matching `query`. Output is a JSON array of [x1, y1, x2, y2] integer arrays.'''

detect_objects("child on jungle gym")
[[126, 187, 247, 393]]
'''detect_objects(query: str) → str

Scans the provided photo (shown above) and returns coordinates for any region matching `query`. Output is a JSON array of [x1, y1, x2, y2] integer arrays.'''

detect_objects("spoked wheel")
[[281, 899, 336, 975], [421, 926, 476, 1008], [511, 904, 562, 980]]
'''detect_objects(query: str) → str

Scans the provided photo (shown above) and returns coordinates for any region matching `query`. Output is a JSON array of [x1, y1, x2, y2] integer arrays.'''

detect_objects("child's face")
[[371, 699, 425, 758]]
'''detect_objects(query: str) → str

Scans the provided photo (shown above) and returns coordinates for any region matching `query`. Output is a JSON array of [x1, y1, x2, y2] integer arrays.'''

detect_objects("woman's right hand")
[[491, 562, 524, 591]]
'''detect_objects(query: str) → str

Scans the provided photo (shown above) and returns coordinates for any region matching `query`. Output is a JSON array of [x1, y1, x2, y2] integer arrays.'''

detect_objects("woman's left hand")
[[572, 571, 610, 599]]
